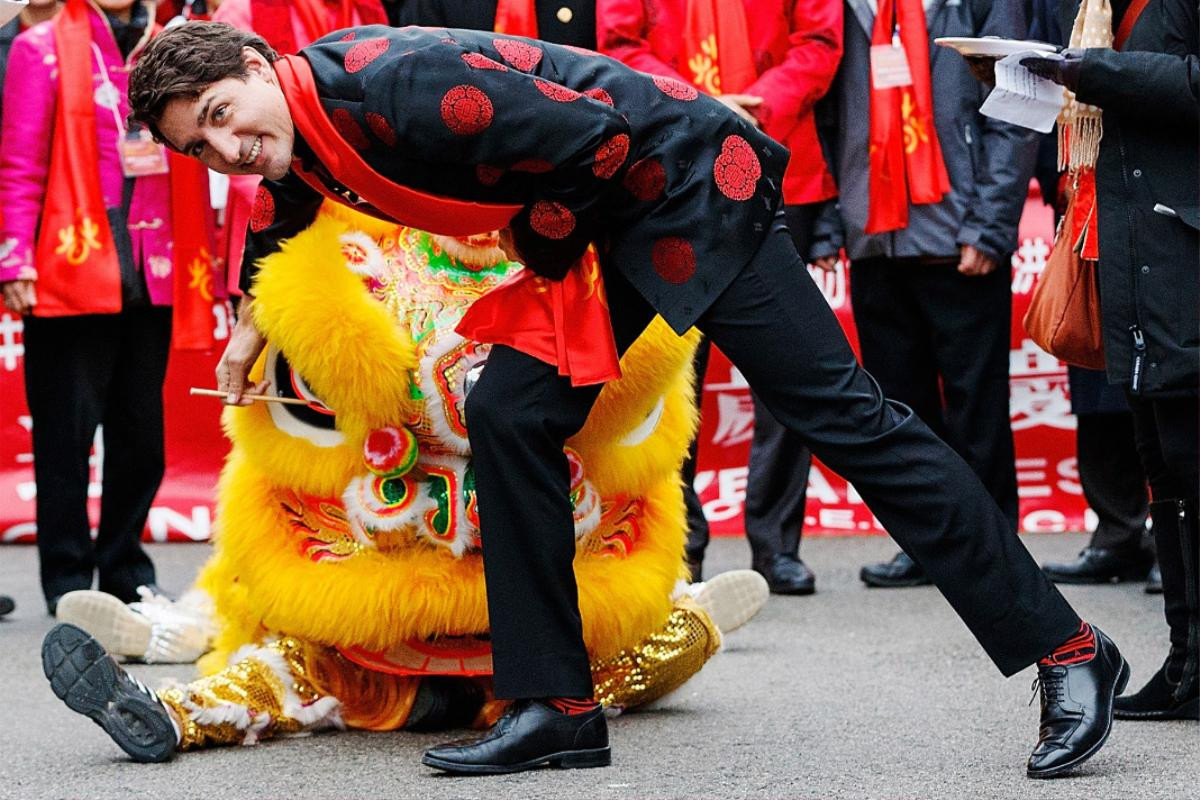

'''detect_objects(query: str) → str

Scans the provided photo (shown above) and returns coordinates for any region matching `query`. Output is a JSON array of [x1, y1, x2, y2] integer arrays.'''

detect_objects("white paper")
[[979, 51, 1067, 133], [0, 0, 28, 27]]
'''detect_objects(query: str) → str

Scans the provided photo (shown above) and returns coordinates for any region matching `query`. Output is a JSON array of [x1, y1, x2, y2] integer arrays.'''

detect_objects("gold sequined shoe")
[[42, 624, 178, 763], [689, 569, 768, 634]]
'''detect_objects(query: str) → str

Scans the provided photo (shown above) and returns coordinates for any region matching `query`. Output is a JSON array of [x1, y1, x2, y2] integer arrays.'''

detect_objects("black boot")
[[1027, 625, 1128, 778], [1116, 498, 1199, 720], [860, 551, 931, 588], [405, 677, 486, 731], [423, 699, 610, 774]]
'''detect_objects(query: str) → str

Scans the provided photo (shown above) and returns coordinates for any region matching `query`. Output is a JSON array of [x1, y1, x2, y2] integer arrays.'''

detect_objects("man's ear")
[[243, 46, 273, 80]]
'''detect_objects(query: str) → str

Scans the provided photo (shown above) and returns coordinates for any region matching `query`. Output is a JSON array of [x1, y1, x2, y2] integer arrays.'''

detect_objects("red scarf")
[[35, 0, 124, 317], [273, 54, 620, 386], [493, 0, 538, 37], [253, 0, 387, 54], [35, 0, 215, 349], [866, 0, 949, 234], [681, 0, 757, 95]]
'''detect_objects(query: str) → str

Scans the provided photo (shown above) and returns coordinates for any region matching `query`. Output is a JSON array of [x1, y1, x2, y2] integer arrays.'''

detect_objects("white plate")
[[935, 37, 1059, 58]]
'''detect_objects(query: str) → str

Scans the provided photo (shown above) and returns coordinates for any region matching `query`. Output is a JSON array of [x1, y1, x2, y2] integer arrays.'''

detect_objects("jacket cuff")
[[955, 226, 1004, 264], [0, 239, 36, 283]]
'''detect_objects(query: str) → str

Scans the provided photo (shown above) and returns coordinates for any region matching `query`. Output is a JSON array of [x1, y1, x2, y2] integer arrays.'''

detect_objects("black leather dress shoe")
[[1027, 626, 1128, 779], [1114, 655, 1199, 721], [422, 699, 610, 775], [1041, 546, 1154, 585], [42, 623, 177, 763], [860, 551, 931, 588], [0, 594, 13, 618], [1144, 563, 1163, 594], [755, 555, 815, 595]]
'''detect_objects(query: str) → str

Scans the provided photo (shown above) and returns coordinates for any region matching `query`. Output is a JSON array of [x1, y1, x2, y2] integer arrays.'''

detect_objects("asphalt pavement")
[[0, 533, 1194, 800]]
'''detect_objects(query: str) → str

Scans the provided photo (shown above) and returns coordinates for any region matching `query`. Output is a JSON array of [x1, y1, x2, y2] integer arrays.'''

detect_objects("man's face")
[[156, 48, 295, 180]]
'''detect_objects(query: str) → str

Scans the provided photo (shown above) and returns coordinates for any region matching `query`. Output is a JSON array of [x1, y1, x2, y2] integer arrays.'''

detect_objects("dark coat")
[[1066, 0, 1199, 396], [244, 25, 789, 334], [810, 0, 1037, 263], [0, 17, 19, 130], [395, 0, 596, 48]]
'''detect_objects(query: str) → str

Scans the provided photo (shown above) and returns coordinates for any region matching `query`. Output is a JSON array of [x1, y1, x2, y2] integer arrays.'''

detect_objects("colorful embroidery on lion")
[[160, 202, 729, 749]]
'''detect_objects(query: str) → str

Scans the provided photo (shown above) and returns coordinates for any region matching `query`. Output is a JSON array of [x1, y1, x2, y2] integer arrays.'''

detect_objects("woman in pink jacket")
[[0, 0, 205, 614]]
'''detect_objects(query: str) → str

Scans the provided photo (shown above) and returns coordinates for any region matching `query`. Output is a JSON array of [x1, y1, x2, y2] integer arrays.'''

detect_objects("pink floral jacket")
[[0, 3, 176, 307]]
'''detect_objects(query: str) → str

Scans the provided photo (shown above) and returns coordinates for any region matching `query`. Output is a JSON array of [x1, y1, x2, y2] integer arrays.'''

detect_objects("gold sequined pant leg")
[[591, 597, 721, 711], [159, 638, 342, 751]]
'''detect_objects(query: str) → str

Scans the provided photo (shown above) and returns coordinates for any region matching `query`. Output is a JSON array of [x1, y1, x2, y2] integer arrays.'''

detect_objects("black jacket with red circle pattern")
[[243, 24, 788, 334]]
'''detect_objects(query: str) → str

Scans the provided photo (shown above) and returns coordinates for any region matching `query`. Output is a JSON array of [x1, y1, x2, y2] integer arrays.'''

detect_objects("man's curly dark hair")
[[128, 21, 279, 146]]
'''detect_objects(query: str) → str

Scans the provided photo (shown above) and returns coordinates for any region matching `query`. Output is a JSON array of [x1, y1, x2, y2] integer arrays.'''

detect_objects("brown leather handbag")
[[1023, 195, 1106, 370]]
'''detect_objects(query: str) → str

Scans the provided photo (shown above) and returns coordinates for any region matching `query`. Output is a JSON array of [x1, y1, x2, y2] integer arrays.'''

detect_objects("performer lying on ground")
[[47, 22, 1127, 778], [44, 202, 767, 759]]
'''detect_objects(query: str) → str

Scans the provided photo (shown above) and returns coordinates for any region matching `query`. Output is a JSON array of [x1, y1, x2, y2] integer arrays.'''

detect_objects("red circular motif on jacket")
[[582, 88, 614, 107], [534, 79, 581, 102], [344, 38, 390, 74], [340, 32, 356, 42], [623, 158, 666, 201], [593, 134, 630, 179], [652, 75, 699, 100], [331, 108, 370, 150], [493, 38, 543, 71], [249, 186, 275, 233], [365, 112, 396, 146], [713, 135, 761, 201], [441, 85, 494, 135], [461, 52, 508, 71], [512, 158, 555, 173], [651, 237, 696, 284], [476, 164, 505, 186], [529, 201, 576, 239]]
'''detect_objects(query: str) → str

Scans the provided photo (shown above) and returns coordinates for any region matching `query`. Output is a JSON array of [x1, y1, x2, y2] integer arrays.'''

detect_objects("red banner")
[[0, 188, 1090, 543]]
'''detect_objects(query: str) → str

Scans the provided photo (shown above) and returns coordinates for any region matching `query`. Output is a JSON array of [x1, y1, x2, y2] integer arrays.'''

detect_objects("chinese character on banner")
[[1010, 236, 1050, 295], [1010, 340, 1075, 432]]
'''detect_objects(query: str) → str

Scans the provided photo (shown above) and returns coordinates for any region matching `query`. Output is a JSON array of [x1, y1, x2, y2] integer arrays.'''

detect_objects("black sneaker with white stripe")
[[42, 623, 177, 763]]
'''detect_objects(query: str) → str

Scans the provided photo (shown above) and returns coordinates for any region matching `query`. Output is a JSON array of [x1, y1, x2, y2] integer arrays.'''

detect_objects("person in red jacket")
[[599, 0, 840, 594]]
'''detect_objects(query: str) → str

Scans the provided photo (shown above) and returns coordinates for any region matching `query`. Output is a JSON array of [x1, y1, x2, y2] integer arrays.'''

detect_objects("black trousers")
[[1126, 391, 1199, 681], [23, 309, 170, 604], [685, 204, 816, 570], [1077, 412, 1150, 550], [849, 257, 1019, 532], [466, 214, 1080, 699]]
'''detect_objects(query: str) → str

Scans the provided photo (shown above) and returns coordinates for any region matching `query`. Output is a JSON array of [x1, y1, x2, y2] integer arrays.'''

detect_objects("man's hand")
[[715, 94, 764, 128], [498, 227, 523, 264], [964, 56, 1000, 87], [216, 295, 270, 405], [1, 280, 36, 315], [811, 255, 839, 273], [958, 244, 999, 277], [1020, 49, 1084, 92]]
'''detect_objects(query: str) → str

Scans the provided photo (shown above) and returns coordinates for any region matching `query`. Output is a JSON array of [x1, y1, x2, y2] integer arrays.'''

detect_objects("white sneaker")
[[55, 589, 215, 664], [687, 569, 769, 634]]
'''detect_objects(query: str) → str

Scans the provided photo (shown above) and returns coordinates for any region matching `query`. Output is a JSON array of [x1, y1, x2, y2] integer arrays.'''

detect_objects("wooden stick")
[[189, 387, 311, 406]]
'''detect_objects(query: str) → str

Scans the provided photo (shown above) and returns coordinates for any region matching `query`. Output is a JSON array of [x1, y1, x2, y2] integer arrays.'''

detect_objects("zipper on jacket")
[[1129, 325, 1146, 393]]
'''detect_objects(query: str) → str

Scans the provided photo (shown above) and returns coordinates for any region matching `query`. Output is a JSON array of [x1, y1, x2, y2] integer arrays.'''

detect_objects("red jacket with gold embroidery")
[[244, 25, 789, 335], [597, 0, 840, 205]]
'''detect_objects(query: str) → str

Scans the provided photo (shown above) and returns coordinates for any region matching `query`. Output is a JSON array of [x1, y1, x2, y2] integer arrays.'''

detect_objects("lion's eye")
[[262, 346, 344, 447]]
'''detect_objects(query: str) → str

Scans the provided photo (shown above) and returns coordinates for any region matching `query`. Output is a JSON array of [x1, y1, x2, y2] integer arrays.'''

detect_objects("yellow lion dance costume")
[[158, 204, 722, 749]]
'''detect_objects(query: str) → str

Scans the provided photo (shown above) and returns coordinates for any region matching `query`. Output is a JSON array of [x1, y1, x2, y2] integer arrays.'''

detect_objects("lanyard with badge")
[[870, 3, 915, 89], [92, 42, 169, 178]]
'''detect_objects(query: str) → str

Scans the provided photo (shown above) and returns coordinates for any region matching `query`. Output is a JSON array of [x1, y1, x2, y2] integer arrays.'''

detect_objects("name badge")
[[120, 128, 170, 178], [870, 43, 914, 89]]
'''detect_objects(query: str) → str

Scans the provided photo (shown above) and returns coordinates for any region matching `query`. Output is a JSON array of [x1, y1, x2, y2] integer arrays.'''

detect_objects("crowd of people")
[[0, 0, 1194, 781]]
